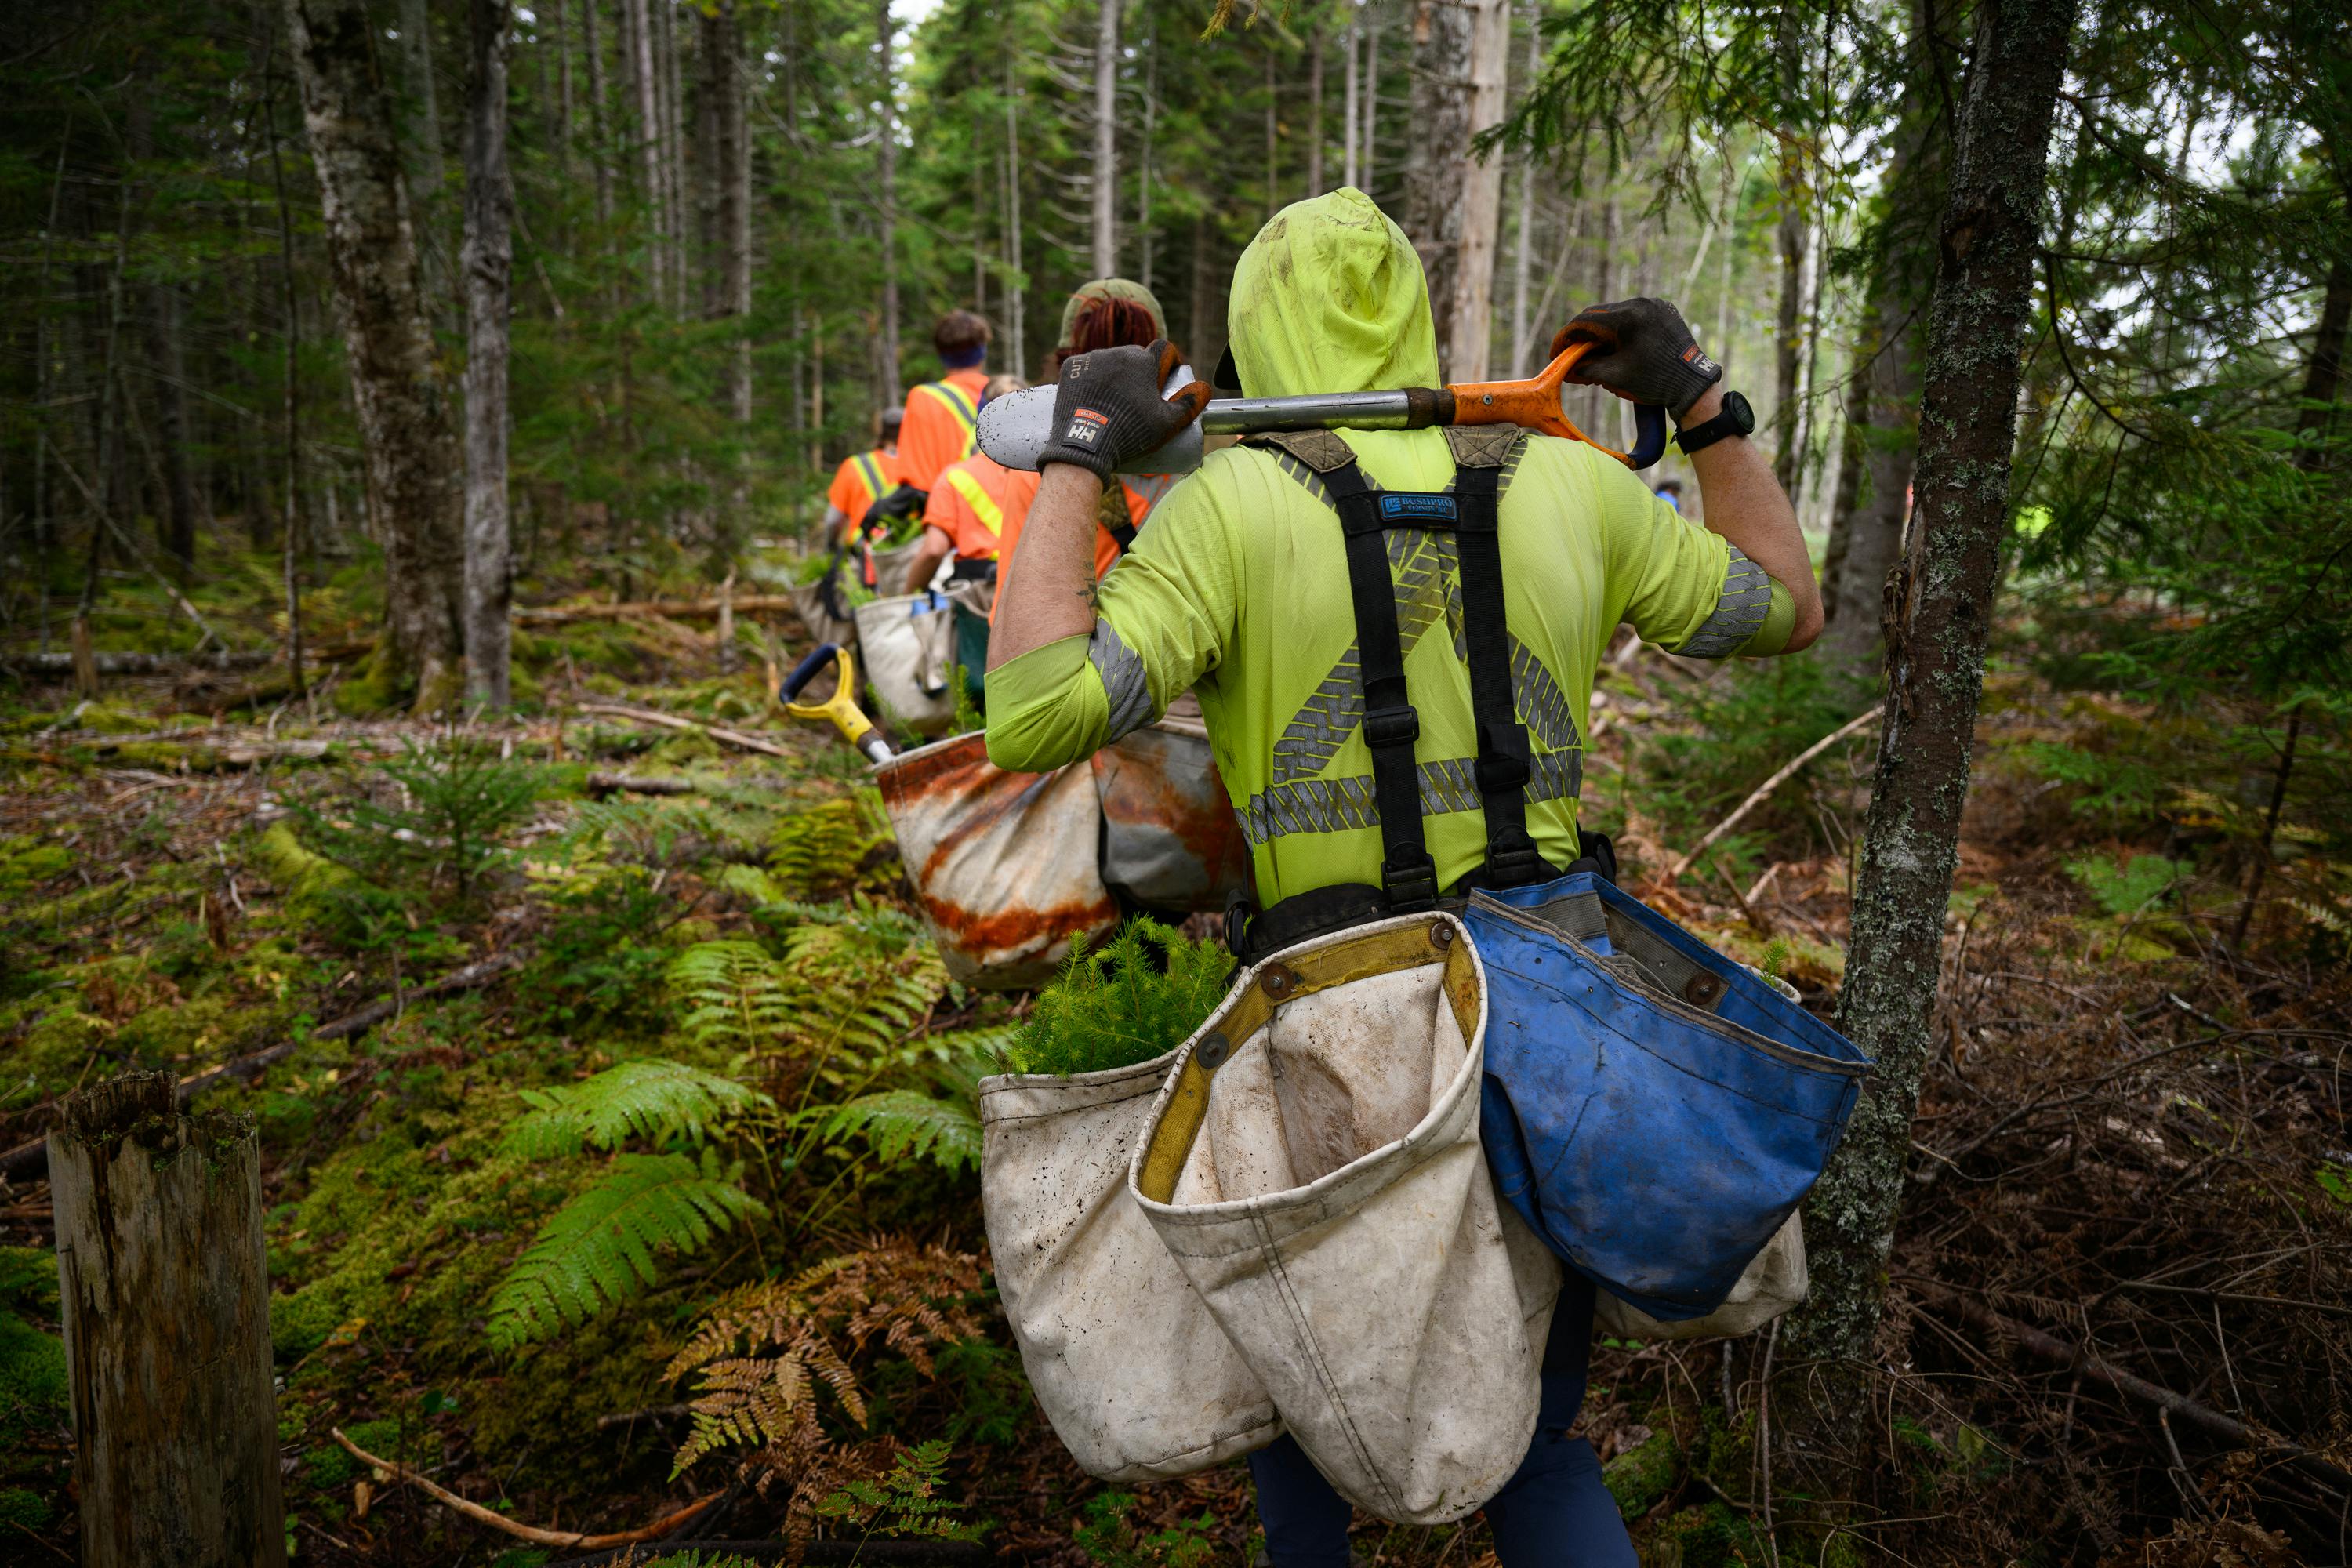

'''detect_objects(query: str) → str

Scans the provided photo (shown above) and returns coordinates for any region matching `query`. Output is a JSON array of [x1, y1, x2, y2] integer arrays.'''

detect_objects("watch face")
[[1724, 390, 1756, 435]]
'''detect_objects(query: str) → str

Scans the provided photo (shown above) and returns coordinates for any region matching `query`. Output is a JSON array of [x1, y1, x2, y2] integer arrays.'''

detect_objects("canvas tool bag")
[[979, 1044, 1279, 1481], [1128, 912, 1560, 1525], [873, 732, 1118, 989], [852, 591, 957, 738], [1466, 872, 1869, 1322]]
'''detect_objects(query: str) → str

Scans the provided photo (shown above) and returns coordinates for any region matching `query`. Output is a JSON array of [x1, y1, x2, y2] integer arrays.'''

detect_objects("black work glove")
[[1038, 339, 1211, 482], [1552, 298, 1723, 419], [862, 484, 927, 531]]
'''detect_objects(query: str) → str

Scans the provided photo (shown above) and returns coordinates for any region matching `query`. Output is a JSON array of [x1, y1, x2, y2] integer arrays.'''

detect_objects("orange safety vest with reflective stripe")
[[942, 465, 1005, 555], [897, 369, 988, 491]]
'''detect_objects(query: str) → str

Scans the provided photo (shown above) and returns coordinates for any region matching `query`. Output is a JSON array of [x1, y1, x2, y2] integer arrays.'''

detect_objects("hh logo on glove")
[[1037, 340, 1212, 482]]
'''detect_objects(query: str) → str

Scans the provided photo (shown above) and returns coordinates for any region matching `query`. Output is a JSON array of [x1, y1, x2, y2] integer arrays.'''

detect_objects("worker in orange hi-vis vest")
[[900, 376, 1038, 710], [820, 407, 905, 546], [989, 279, 1183, 626], [894, 310, 993, 499]]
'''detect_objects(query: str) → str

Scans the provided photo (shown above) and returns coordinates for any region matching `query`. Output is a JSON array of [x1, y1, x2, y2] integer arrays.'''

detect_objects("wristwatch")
[[1674, 390, 1755, 456]]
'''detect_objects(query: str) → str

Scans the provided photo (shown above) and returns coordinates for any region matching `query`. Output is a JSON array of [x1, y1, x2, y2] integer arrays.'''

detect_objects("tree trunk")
[[1791, 0, 2080, 1365], [1343, 5, 1359, 191], [1819, 300, 1922, 677], [1093, 0, 1120, 276], [399, 0, 445, 212], [1004, 55, 1024, 370], [1406, 0, 1474, 373], [1361, 5, 1381, 196], [622, 0, 663, 303], [1505, 0, 1541, 376], [659, 0, 688, 310], [463, 0, 515, 710], [1444, 0, 1512, 380], [1307, 14, 1326, 195], [147, 285, 201, 579], [583, 0, 613, 227], [712, 3, 750, 426], [2296, 250, 2349, 466], [1265, 43, 1279, 222], [286, 0, 468, 708], [875, 0, 901, 389], [1769, 8, 1807, 493], [52, 1073, 285, 1568], [268, 59, 310, 696]]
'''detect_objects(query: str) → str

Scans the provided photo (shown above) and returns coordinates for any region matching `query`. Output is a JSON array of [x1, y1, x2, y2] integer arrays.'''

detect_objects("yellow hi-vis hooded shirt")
[[987, 189, 1794, 907]]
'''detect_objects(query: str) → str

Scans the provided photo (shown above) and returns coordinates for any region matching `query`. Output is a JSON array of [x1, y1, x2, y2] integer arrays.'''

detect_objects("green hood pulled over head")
[[1228, 188, 1439, 399]]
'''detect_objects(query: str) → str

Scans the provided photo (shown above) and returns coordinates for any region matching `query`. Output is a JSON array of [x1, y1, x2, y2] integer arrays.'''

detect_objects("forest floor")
[[1, 544, 2348, 1568]]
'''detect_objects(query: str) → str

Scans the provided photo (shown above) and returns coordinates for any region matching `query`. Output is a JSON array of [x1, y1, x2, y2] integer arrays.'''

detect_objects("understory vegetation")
[[0, 545, 2344, 1566]]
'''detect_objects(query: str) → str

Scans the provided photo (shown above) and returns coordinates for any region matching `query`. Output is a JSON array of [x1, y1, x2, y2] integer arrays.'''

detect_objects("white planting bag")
[[852, 592, 956, 737], [1594, 1210, 1809, 1341], [979, 1048, 1279, 1480], [1130, 913, 1559, 1525]]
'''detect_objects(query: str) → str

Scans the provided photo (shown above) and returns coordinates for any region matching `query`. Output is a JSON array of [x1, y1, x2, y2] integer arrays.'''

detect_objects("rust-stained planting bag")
[[980, 1047, 1279, 1480], [875, 732, 1118, 990], [1092, 715, 1252, 914]]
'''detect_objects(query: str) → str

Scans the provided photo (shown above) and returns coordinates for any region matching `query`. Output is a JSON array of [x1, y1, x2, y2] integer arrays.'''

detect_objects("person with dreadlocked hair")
[[988, 280, 1189, 627]]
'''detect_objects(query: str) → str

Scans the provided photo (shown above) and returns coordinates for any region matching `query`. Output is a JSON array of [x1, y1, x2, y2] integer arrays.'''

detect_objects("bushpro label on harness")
[[1379, 493, 1459, 524]]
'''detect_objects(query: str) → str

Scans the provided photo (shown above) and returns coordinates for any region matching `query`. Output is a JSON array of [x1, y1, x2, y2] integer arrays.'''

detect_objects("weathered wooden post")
[[49, 1071, 285, 1567]]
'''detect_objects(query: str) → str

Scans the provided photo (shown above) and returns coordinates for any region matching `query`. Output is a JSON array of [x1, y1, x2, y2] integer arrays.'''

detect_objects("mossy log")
[[49, 1072, 285, 1567]]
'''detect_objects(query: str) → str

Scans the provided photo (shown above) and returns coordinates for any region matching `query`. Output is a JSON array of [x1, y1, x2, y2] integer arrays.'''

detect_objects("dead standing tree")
[[50, 1073, 285, 1567], [1791, 0, 2085, 1363]]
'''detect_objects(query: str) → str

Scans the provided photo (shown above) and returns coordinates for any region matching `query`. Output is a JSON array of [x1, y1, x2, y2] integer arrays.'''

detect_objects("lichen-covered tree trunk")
[[1405, 0, 1473, 374], [1092, 0, 1120, 277], [1443, 0, 1512, 382], [1820, 296, 1924, 677], [463, 0, 514, 710], [1790, 0, 2081, 1363], [286, 0, 466, 709]]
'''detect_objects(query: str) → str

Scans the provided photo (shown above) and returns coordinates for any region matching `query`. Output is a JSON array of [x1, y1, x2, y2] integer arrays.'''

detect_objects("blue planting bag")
[[1465, 873, 1871, 1321]]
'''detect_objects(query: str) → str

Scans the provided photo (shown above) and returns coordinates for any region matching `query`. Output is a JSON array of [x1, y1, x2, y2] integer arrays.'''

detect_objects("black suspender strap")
[[1319, 459, 1441, 911], [1450, 462, 1548, 889]]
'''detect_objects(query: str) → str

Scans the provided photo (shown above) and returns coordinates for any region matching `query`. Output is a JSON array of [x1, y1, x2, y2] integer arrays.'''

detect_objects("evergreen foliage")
[[485, 1149, 768, 1352], [999, 917, 1231, 1077], [295, 738, 540, 903]]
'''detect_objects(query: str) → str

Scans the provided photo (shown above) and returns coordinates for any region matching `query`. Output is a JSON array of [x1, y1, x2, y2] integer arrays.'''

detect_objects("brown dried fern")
[[666, 1237, 985, 1488]]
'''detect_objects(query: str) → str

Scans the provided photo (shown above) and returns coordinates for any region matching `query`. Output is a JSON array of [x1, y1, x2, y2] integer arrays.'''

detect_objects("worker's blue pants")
[[1247, 1275, 1635, 1568]]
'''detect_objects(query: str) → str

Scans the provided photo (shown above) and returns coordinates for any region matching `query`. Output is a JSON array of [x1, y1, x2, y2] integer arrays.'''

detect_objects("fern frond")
[[504, 1058, 772, 1158], [818, 1090, 982, 1175], [766, 789, 895, 900], [666, 1238, 985, 1476], [486, 1149, 768, 1352], [670, 939, 798, 1057]]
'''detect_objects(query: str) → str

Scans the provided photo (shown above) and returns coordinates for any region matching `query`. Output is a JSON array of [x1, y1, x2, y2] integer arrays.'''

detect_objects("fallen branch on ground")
[[514, 594, 802, 626], [331, 1427, 720, 1548], [1914, 1277, 2352, 1494], [585, 771, 698, 797], [572, 702, 799, 760], [1665, 705, 1884, 884], [0, 951, 527, 1181]]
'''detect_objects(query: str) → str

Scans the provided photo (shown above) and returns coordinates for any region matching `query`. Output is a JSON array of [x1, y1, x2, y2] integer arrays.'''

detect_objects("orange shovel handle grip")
[[1444, 341, 1670, 470]]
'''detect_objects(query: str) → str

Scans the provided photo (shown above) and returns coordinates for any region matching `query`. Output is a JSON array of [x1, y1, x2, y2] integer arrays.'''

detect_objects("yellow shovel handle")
[[776, 643, 891, 763]]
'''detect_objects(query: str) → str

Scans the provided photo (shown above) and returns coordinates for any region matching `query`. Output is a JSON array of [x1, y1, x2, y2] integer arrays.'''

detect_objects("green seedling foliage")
[[1633, 655, 1871, 854], [294, 737, 540, 905], [485, 1149, 768, 1351], [2021, 740, 2169, 829], [503, 1058, 773, 1159], [1000, 918, 1230, 1078], [528, 867, 679, 1030], [1072, 1490, 1218, 1568], [813, 1438, 989, 1541]]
